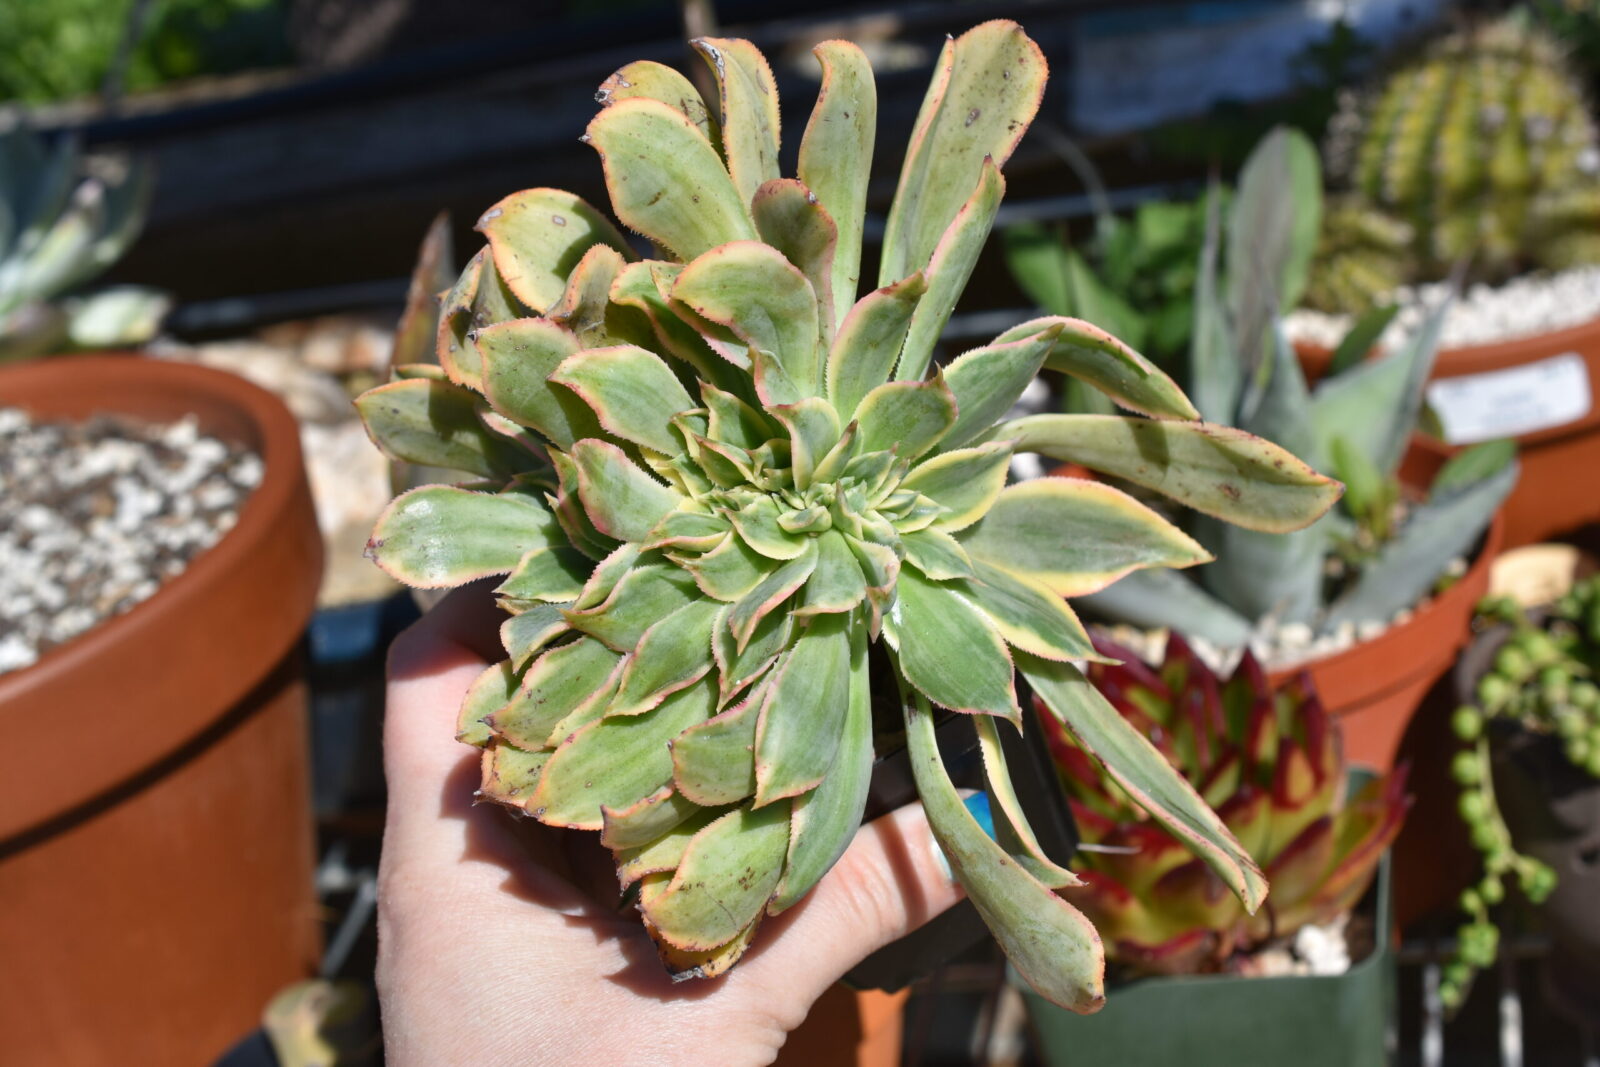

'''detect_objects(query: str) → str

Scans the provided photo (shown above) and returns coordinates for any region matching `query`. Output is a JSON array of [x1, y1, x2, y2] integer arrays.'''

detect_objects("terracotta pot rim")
[[0, 354, 323, 840], [1267, 505, 1505, 704]]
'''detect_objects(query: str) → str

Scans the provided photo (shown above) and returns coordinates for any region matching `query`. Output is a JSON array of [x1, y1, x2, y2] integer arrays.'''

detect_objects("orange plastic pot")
[[1264, 507, 1502, 772], [1299, 314, 1600, 548], [0, 356, 323, 1065], [776, 986, 907, 1067]]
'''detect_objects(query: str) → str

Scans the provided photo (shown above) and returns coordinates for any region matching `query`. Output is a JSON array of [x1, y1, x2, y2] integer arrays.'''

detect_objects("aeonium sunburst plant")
[[356, 21, 1342, 1013]]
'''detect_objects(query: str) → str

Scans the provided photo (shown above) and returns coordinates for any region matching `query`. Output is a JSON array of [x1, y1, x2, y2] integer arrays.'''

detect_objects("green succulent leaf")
[[693, 37, 782, 205], [975, 715, 1080, 888], [609, 599, 722, 716], [888, 568, 1020, 722], [904, 689, 1106, 1014], [597, 59, 721, 146], [939, 325, 1062, 451], [586, 97, 758, 261], [570, 439, 680, 541], [958, 478, 1210, 597], [356, 377, 535, 480], [476, 318, 606, 451], [854, 376, 957, 460], [367, 486, 561, 588], [551, 344, 695, 454], [1018, 652, 1268, 913], [955, 558, 1098, 663], [899, 441, 1013, 531], [826, 272, 926, 420], [495, 545, 593, 603], [752, 178, 841, 340], [880, 20, 1046, 285], [754, 612, 854, 805], [533, 677, 716, 829], [798, 40, 877, 324], [488, 636, 622, 750], [770, 622, 873, 911], [500, 603, 570, 669], [673, 692, 762, 805], [642, 801, 791, 951], [999, 414, 1344, 534], [564, 559, 699, 651], [601, 786, 704, 850], [996, 316, 1199, 421], [477, 188, 632, 314], [898, 157, 1004, 382], [674, 241, 822, 404], [456, 659, 518, 747]]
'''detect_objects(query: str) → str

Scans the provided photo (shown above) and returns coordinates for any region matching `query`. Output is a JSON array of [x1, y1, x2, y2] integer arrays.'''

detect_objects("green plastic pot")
[[1018, 856, 1394, 1067]]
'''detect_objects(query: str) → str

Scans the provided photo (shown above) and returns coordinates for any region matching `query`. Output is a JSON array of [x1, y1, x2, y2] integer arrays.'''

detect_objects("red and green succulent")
[[1045, 634, 1410, 976]]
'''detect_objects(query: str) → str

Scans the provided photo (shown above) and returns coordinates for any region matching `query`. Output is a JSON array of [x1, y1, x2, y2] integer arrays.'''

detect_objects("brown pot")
[[775, 986, 908, 1067], [0, 355, 324, 1065], [1264, 507, 1503, 772], [1298, 314, 1600, 548]]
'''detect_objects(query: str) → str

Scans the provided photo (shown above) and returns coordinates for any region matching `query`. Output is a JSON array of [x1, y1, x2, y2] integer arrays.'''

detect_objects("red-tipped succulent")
[[1040, 633, 1411, 976]]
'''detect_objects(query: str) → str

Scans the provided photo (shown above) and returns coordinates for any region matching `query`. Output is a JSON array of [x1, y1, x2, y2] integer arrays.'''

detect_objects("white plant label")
[[1426, 352, 1592, 445]]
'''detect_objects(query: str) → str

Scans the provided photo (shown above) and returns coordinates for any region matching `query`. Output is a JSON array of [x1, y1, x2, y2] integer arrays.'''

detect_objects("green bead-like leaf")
[[673, 241, 821, 404], [642, 801, 791, 951], [880, 20, 1046, 285], [477, 188, 632, 314], [903, 689, 1106, 1014], [355, 378, 535, 480], [551, 344, 695, 454], [854, 375, 957, 461], [798, 40, 877, 326], [586, 97, 758, 260], [1018, 653, 1268, 914], [899, 442, 1012, 532], [888, 568, 1019, 722], [754, 612, 853, 806], [998, 414, 1344, 534], [368, 485, 562, 588], [958, 477, 1210, 597], [476, 318, 605, 451], [533, 678, 716, 829], [570, 439, 680, 542]]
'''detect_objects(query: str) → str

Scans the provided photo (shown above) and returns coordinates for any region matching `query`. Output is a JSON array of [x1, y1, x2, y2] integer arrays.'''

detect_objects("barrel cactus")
[[1324, 13, 1600, 306], [357, 22, 1342, 1011], [1045, 633, 1410, 976]]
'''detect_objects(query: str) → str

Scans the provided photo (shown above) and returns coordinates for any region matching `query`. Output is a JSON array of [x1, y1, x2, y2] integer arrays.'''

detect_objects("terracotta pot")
[[1298, 313, 1600, 548], [0, 355, 323, 1065], [776, 986, 907, 1067], [1265, 508, 1503, 772]]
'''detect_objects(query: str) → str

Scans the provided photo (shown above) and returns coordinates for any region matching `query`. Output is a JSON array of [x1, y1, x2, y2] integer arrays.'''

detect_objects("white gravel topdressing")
[[1285, 264, 1600, 354], [0, 408, 262, 676]]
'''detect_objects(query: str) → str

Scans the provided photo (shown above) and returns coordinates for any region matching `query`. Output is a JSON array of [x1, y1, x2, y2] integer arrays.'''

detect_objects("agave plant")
[[357, 22, 1341, 1011], [1079, 127, 1517, 654], [0, 126, 167, 361], [1045, 632, 1409, 976]]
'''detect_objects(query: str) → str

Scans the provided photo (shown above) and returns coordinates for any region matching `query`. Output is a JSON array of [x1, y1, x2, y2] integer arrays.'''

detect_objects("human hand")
[[375, 586, 964, 1066]]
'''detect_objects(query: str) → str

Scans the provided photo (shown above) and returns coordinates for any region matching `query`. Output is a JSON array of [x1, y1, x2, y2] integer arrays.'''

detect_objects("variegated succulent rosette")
[[357, 21, 1342, 1012]]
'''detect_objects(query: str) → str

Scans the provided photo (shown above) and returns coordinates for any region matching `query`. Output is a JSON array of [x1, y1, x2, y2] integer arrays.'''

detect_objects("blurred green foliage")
[[0, 0, 290, 105]]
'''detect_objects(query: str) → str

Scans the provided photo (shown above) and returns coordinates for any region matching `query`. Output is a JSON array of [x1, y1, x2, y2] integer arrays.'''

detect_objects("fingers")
[[740, 801, 963, 1018]]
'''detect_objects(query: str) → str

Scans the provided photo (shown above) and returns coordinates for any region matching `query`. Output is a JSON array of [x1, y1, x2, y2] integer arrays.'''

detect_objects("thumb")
[[738, 801, 965, 1011]]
